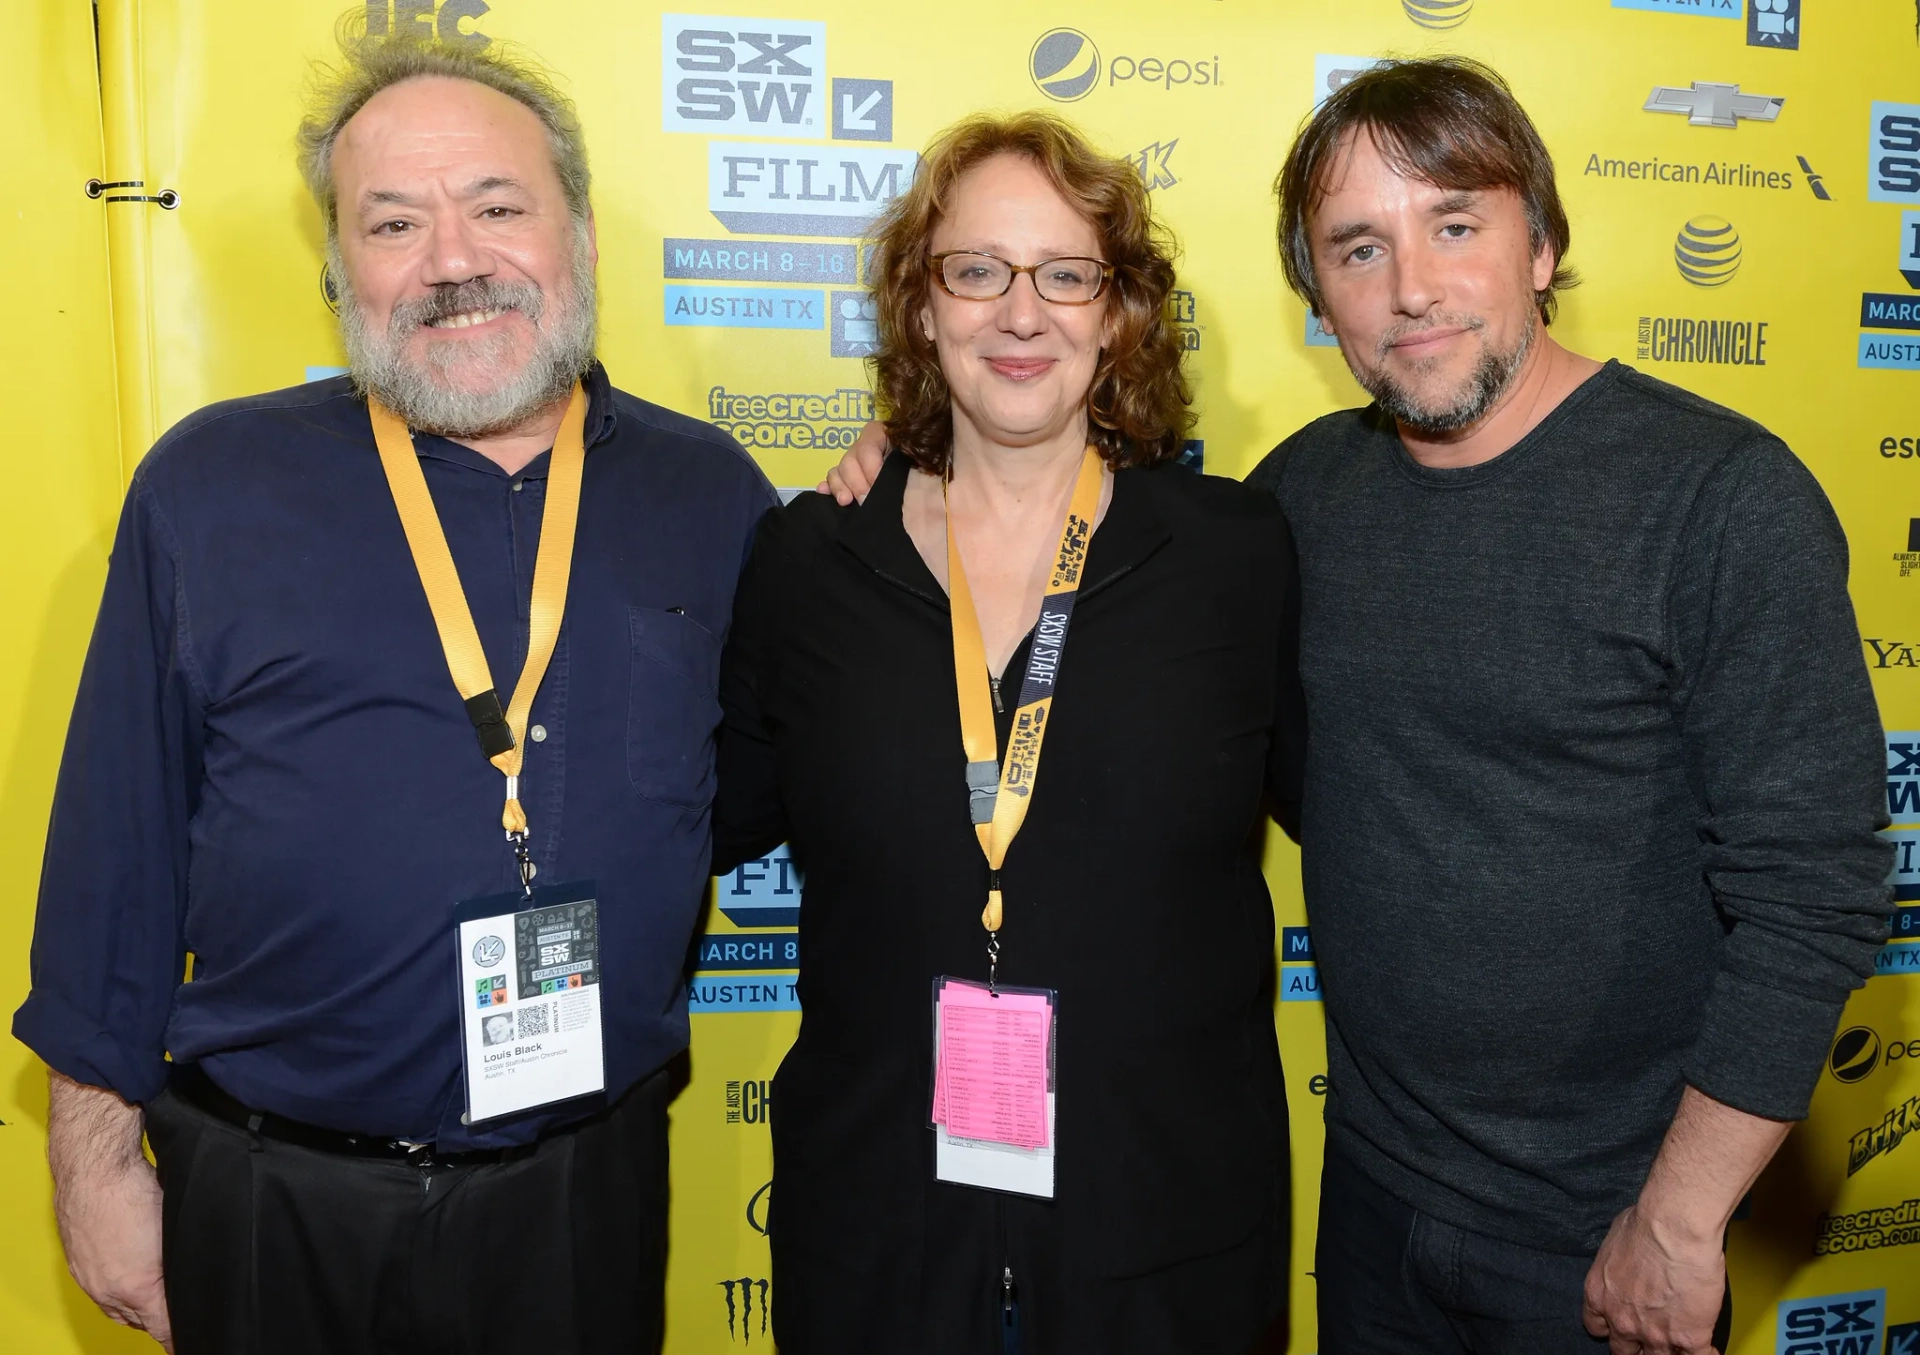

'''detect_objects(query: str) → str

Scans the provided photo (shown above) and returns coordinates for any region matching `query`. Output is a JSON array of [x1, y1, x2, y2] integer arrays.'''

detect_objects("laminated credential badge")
[[455, 882, 605, 1123]]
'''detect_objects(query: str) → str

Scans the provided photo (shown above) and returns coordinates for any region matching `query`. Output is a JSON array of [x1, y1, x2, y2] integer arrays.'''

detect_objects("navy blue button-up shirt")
[[15, 364, 774, 1148]]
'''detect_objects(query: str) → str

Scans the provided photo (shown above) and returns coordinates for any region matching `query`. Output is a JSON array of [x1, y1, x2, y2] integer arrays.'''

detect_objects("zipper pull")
[[989, 676, 1004, 714], [1002, 1264, 1014, 1318]]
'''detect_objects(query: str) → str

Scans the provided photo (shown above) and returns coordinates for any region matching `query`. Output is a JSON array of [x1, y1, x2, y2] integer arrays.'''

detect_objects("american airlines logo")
[[663, 14, 825, 137], [1645, 82, 1783, 130]]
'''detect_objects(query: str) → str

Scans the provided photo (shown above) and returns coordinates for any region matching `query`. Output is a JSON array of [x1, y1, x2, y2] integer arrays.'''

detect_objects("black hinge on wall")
[[85, 178, 179, 208]]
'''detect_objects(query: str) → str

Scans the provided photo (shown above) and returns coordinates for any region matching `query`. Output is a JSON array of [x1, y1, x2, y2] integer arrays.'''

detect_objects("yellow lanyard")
[[946, 445, 1103, 981], [368, 383, 588, 885]]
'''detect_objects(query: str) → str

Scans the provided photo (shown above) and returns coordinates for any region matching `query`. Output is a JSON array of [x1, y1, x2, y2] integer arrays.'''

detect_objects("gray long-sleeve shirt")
[[1249, 360, 1892, 1253]]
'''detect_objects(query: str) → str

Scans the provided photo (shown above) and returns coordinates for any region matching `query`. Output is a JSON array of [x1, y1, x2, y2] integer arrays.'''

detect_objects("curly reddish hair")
[[867, 110, 1192, 474]]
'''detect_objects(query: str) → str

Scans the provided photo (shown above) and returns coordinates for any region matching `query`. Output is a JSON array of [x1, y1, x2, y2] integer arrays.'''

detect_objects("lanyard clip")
[[510, 830, 535, 898]]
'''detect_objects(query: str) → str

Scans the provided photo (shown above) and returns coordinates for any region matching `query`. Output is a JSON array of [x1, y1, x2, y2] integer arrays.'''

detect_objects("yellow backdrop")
[[2, 1, 1916, 1352]]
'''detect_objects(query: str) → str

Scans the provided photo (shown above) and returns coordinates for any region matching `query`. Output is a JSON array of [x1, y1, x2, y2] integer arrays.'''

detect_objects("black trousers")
[[144, 1068, 670, 1355], [1316, 1145, 1731, 1355]]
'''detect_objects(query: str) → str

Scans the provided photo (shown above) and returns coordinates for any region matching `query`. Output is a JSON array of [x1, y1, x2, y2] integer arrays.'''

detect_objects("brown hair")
[[1274, 56, 1577, 324], [867, 110, 1192, 474]]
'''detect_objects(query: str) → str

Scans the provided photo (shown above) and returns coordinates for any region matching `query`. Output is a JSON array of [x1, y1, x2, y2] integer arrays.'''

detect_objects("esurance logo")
[[1776, 1290, 1885, 1355], [663, 15, 825, 137], [1029, 27, 1220, 100], [1870, 102, 1920, 204]]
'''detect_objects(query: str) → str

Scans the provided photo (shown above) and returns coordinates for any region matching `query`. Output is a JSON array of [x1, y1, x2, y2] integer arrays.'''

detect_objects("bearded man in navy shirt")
[[14, 31, 773, 1355]]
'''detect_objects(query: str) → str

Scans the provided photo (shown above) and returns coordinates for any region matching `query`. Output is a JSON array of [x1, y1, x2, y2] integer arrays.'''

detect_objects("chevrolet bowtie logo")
[[1645, 82, 1783, 129]]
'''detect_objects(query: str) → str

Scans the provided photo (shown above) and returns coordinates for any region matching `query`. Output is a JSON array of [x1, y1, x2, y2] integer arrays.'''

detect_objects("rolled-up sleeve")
[[13, 476, 205, 1103], [1674, 439, 1894, 1121]]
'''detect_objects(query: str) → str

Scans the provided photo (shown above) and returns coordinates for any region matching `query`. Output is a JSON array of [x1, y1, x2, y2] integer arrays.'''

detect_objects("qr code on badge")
[[516, 1003, 551, 1038]]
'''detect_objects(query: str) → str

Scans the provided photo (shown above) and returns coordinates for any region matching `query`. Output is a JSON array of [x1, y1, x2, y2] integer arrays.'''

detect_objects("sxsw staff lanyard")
[[368, 383, 588, 895], [946, 445, 1103, 989]]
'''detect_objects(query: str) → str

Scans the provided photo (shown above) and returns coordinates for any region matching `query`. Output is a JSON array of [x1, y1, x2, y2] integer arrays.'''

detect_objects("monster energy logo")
[[719, 1277, 772, 1342]]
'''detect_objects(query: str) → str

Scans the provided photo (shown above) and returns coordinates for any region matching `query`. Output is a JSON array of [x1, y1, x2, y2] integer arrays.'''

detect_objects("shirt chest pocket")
[[627, 605, 722, 808]]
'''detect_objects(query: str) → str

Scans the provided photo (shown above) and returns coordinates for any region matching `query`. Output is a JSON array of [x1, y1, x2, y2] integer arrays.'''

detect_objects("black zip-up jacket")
[[714, 452, 1305, 1355]]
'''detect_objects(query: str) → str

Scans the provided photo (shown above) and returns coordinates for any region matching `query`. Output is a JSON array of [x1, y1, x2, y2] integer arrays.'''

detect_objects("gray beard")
[[1357, 308, 1535, 437], [334, 227, 597, 439]]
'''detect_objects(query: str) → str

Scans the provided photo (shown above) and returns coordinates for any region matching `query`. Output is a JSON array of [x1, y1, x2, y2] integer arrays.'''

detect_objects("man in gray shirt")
[[823, 55, 1890, 1355], [1247, 57, 1891, 1355]]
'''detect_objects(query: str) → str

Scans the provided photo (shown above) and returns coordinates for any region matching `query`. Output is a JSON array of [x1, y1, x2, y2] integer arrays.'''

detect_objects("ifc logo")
[[1403, 0, 1473, 28], [1674, 215, 1742, 287], [1829, 1026, 1881, 1083], [1031, 28, 1100, 102]]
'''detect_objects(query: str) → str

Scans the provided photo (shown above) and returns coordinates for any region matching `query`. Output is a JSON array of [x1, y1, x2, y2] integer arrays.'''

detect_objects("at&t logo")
[[1403, 0, 1472, 28], [1776, 1290, 1885, 1355], [1675, 215, 1741, 287]]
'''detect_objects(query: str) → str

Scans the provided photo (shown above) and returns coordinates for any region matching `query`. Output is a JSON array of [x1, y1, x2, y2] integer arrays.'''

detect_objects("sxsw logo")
[[1748, 0, 1798, 48], [1890, 732, 1920, 825], [1620, 0, 1743, 16], [1613, 0, 1741, 17], [1775, 1289, 1884, 1355], [1859, 214, 1920, 350], [708, 141, 917, 237], [1869, 103, 1920, 204], [717, 844, 803, 927], [663, 14, 825, 136], [1281, 925, 1320, 1002], [1315, 54, 1387, 109]]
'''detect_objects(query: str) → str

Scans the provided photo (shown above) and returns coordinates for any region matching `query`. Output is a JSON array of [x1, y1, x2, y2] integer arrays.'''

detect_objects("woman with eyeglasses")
[[712, 110, 1305, 1355]]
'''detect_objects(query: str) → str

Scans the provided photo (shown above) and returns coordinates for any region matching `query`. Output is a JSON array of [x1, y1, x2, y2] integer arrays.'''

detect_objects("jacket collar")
[[837, 449, 1174, 608]]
